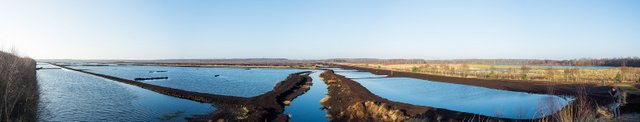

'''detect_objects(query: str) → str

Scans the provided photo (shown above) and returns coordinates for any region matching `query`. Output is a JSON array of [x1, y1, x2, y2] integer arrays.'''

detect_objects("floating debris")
[[149, 70, 168, 73], [214, 75, 220, 77]]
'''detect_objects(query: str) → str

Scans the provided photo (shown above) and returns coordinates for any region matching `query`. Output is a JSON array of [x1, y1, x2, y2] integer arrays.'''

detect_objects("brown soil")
[[52, 63, 313, 122], [333, 64, 640, 115], [319, 70, 515, 121]]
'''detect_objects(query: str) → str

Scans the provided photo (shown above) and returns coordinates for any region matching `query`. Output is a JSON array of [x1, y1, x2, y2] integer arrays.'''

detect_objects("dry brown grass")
[[341, 63, 640, 84], [0, 50, 39, 121], [537, 87, 600, 122]]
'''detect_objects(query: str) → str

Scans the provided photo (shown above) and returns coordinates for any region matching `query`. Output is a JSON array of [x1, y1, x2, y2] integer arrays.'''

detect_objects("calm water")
[[333, 69, 573, 119], [284, 70, 329, 122], [326, 68, 386, 79], [37, 64, 214, 121], [69, 65, 307, 97]]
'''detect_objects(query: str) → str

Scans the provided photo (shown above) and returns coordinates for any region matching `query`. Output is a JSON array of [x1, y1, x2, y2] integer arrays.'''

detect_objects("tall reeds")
[[0, 49, 39, 121], [538, 87, 598, 122]]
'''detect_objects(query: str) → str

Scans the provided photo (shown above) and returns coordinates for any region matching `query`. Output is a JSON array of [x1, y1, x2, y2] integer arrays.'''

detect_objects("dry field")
[[337, 63, 640, 84]]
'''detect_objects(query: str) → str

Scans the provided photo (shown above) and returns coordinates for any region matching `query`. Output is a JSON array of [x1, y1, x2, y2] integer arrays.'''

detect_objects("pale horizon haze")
[[1, 0, 639, 60]]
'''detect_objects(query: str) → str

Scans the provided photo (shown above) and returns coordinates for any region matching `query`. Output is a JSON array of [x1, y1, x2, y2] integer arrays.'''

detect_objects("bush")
[[614, 73, 623, 83], [486, 71, 496, 79], [0, 51, 39, 121], [521, 74, 529, 80], [410, 66, 418, 73]]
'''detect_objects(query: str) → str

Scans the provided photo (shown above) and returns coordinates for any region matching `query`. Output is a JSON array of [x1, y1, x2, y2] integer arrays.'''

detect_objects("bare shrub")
[[0, 50, 39, 121]]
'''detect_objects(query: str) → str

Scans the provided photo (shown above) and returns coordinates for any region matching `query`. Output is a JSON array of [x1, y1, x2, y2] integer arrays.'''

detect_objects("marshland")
[[2, 0, 640, 122]]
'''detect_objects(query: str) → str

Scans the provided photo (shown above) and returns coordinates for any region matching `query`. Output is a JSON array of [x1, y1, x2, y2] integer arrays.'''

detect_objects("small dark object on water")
[[245, 68, 251, 70], [81, 64, 109, 66], [135, 77, 169, 81], [149, 70, 168, 73], [214, 75, 220, 77], [36, 67, 62, 70]]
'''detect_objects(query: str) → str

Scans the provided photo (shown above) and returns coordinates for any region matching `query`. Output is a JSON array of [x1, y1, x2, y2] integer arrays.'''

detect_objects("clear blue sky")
[[1, 0, 639, 60]]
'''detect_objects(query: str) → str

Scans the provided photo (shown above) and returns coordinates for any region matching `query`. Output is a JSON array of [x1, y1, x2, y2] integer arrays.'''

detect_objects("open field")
[[335, 63, 640, 84]]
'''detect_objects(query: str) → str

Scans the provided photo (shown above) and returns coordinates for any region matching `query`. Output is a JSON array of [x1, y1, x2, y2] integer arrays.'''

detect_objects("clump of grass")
[[0, 49, 39, 121], [538, 87, 599, 122]]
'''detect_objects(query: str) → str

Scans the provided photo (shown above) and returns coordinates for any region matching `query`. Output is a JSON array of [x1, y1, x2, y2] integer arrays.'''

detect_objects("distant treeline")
[[0, 51, 39, 121], [327, 57, 640, 67]]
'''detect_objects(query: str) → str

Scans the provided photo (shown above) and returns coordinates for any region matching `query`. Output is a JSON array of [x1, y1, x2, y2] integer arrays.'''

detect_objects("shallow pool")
[[69, 65, 308, 97], [333, 69, 573, 119], [37, 64, 214, 121]]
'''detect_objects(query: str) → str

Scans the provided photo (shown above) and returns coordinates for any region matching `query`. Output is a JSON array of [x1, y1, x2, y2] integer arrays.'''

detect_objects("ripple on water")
[[37, 64, 214, 121]]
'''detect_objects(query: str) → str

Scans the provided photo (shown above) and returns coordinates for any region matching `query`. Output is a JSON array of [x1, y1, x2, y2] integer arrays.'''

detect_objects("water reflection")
[[333, 68, 573, 119], [69, 65, 307, 97], [37, 64, 214, 121]]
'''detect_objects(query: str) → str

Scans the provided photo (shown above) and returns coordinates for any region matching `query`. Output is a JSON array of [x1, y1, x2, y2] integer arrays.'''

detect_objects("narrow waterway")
[[284, 70, 330, 122]]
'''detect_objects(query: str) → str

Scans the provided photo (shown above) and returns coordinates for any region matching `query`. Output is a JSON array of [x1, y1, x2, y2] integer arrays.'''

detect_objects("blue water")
[[69, 65, 308, 97], [333, 69, 573, 119], [284, 70, 330, 122], [37, 64, 214, 121]]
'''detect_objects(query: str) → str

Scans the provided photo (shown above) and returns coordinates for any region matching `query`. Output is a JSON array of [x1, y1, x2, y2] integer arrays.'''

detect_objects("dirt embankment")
[[52, 63, 313, 122], [334, 64, 640, 114], [319, 70, 514, 122]]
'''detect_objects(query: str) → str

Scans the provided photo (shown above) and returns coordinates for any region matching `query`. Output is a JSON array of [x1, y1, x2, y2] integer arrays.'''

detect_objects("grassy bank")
[[0, 51, 39, 121]]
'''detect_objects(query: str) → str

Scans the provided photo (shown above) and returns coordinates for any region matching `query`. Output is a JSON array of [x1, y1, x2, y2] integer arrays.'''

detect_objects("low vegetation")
[[339, 63, 640, 84], [0, 50, 39, 121]]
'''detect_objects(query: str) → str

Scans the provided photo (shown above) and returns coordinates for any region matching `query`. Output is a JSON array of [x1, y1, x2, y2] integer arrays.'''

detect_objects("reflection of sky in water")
[[284, 70, 329, 122], [69, 65, 308, 97], [335, 70, 573, 119], [37, 64, 213, 121]]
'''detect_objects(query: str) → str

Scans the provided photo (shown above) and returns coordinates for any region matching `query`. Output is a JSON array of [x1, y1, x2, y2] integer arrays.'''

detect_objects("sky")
[[0, 0, 639, 60]]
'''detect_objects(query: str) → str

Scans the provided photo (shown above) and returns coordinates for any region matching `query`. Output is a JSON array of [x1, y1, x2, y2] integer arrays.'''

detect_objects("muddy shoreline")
[[52, 63, 313, 122], [319, 70, 515, 121], [333, 64, 640, 115]]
